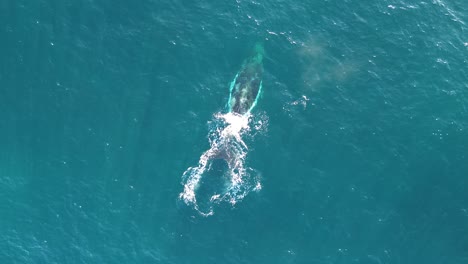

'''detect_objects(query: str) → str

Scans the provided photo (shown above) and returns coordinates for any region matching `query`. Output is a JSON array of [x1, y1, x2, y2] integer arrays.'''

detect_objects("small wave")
[[179, 112, 263, 216]]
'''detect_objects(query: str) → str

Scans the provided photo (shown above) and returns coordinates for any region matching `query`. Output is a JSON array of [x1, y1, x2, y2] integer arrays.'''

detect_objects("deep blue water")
[[1, 0, 468, 263]]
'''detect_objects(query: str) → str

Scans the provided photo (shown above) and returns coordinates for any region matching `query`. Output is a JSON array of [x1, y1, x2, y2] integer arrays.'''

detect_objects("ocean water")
[[1, 0, 468, 263]]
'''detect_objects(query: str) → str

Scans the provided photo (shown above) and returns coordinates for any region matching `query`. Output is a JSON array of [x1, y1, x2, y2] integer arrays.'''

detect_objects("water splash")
[[180, 112, 263, 216]]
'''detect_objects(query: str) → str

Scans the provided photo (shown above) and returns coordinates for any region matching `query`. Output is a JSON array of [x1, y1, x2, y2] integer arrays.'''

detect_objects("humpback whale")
[[179, 44, 265, 214], [228, 43, 264, 115]]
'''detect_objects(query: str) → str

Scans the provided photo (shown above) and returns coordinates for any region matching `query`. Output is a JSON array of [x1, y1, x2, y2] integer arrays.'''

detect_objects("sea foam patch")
[[180, 112, 262, 216]]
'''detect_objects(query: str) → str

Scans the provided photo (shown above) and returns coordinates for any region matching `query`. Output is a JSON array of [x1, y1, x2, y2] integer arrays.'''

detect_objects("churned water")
[[1, 0, 468, 263]]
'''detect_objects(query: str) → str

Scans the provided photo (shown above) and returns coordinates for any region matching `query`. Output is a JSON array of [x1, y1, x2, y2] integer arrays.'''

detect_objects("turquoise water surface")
[[1, 0, 468, 263]]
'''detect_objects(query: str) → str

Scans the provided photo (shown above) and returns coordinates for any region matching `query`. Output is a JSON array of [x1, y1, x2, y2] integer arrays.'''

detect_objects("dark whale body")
[[228, 44, 264, 115]]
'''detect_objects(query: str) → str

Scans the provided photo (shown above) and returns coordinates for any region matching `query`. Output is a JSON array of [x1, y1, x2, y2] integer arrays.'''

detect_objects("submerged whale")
[[228, 44, 264, 115]]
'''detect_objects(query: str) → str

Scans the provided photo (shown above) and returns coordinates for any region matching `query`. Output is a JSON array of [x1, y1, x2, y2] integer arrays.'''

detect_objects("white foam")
[[179, 112, 262, 215]]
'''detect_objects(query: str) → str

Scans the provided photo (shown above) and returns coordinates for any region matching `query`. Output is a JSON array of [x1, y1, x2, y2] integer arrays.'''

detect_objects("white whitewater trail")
[[180, 112, 263, 216]]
